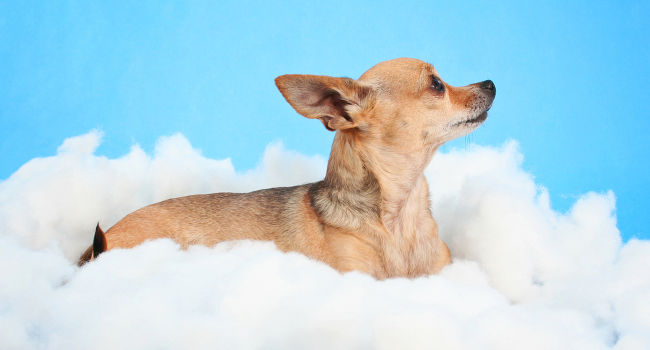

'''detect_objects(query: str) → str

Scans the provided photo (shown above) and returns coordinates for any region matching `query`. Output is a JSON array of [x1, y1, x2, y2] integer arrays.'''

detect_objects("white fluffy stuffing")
[[0, 131, 648, 349]]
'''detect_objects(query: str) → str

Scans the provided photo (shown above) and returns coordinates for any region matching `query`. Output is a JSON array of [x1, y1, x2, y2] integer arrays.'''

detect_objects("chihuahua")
[[79, 58, 495, 279]]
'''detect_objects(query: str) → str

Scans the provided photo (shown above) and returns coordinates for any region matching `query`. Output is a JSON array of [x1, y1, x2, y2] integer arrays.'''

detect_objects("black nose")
[[480, 80, 496, 95]]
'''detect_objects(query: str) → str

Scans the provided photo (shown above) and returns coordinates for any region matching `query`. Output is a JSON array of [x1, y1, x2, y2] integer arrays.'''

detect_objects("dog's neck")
[[311, 131, 435, 233], [359, 138, 437, 234], [310, 132, 380, 229]]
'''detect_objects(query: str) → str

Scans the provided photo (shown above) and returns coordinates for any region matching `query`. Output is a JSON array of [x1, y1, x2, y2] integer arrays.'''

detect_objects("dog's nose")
[[480, 80, 496, 96]]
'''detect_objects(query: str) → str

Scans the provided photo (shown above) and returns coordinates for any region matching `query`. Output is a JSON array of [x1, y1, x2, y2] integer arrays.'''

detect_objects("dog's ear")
[[275, 74, 373, 131]]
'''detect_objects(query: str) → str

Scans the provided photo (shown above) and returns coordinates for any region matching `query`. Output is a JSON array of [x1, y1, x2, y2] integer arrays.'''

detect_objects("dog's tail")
[[77, 223, 107, 266]]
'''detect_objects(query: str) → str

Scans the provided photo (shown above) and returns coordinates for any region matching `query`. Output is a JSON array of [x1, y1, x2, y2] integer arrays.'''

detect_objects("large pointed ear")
[[275, 74, 373, 131]]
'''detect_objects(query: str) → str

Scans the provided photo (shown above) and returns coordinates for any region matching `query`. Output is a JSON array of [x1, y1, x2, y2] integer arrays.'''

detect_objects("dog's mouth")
[[453, 110, 489, 127]]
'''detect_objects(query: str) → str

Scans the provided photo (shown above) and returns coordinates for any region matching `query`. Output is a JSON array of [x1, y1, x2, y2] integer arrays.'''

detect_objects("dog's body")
[[79, 58, 495, 279]]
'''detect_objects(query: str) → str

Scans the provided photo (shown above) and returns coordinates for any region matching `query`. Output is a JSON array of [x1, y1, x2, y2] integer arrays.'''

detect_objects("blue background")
[[1, 1, 648, 240]]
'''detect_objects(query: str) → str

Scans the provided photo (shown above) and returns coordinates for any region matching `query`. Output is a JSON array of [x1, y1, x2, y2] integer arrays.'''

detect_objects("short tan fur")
[[79, 58, 495, 279]]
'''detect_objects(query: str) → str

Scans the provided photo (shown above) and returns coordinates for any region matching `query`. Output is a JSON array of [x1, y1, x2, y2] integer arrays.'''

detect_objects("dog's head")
[[275, 58, 495, 153]]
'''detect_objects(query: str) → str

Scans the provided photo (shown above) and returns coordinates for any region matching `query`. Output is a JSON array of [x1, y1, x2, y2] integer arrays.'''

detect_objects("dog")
[[78, 58, 495, 279]]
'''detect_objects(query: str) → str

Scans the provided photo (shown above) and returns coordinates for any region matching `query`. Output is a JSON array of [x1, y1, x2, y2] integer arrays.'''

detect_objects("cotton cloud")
[[0, 131, 648, 349]]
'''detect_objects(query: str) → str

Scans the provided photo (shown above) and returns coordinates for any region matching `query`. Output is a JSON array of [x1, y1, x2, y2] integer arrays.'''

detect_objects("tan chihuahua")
[[79, 58, 495, 279]]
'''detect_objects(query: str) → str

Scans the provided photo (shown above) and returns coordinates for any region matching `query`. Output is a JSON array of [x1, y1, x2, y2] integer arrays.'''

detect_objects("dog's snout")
[[480, 80, 496, 96]]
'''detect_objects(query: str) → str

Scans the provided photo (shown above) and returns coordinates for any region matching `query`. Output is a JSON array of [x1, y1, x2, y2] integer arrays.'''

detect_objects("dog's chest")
[[379, 225, 438, 278]]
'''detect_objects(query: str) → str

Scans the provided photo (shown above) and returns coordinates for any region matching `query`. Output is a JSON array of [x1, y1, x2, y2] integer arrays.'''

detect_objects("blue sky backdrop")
[[1, 1, 648, 240]]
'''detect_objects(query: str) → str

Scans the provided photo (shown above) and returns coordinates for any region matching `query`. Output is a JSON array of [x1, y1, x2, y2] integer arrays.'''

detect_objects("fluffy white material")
[[0, 131, 648, 349]]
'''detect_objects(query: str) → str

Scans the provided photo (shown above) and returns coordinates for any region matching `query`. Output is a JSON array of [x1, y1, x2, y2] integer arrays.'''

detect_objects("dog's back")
[[79, 184, 329, 264]]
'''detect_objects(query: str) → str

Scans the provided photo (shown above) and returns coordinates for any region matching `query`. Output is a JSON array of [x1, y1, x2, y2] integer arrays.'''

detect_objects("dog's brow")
[[417, 64, 433, 90]]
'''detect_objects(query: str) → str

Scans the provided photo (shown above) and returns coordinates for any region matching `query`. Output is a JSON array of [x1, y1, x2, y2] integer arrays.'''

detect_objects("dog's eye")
[[430, 76, 444, 92]]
